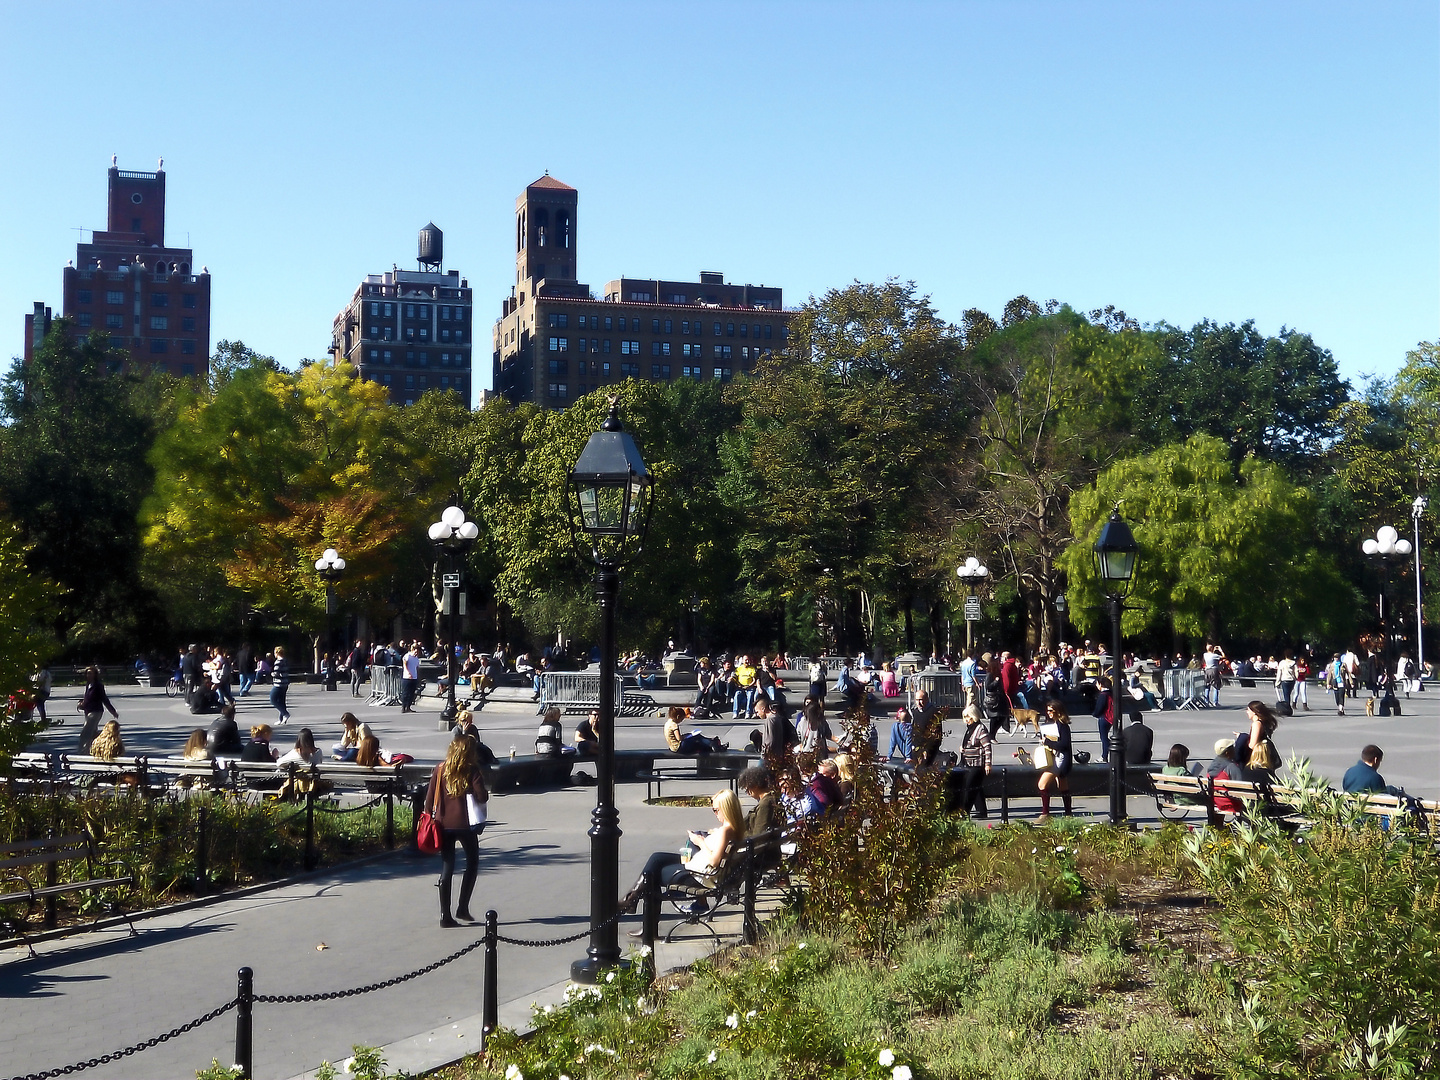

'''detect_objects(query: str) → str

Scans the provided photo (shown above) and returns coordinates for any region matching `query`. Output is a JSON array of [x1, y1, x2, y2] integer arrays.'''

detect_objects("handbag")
[[466, 793, 487, 828], [1031, 744, 1056, 771], [417, 810, 442, 854]]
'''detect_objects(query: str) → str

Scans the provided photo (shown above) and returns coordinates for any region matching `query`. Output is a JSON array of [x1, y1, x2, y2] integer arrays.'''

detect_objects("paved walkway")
[[5, 679, 1438, 1078]]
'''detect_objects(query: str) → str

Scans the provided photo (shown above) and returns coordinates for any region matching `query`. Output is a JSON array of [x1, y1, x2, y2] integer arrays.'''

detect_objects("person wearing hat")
[[1204, 737, 1246, 815], [956, 703, 993, 818]]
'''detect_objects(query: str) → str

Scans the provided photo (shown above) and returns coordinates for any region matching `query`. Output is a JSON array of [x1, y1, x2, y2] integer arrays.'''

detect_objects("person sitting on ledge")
[[89, 719, 124, 760], [574, 709, 602, 757]]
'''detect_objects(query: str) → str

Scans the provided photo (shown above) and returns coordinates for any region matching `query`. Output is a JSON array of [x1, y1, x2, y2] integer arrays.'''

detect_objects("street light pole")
[[956, 557, 988, 654], [565, 402, 654, 984], [1093, 506, 1139, 827], [429, 506, 479, 728], [1363, 525, 1413, 669], [314, 549, 347, 670], [1413, 496, 1427, 673]]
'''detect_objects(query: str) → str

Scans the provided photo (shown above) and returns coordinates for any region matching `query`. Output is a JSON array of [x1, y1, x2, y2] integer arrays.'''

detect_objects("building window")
[[106, 290, 124, 305], [651, 363, 671, 379], [369, 349, 379, 360], [714, 366, 731, 380], [405, 375, 415, 389], [108, 336, 123, 349], [667, 294, 687, 304], [181, 340, 196, 355], [406, 328, 415, 340], [713, 322, 722, 336], [683, 365, 701, 379], [577, 339, 588, 353], [620, 363, 639, 377], [548, 359, 567, 376], [418, 352, 428, 366], [151, 293, 169, 308], [681, 321, 690, 335], [384, 328, 393, 340], [453, 329, 462, 342], [151, 362, 167, 375], [370, 302, 380, 316], [682, 343, 697, 357], [382, 374, 392, 385], [106, 314, 124, 329], [549, 336, 568, 352], [764, 324, 773, 339], [77, 313, 92, 327], [441, 377, 450, 388], [440, 353, 450, 365], [383, 303, 393, 317], [548, 313, 569, 328], [419, 376, 428, 389], [651, 342, 661, 356], [651, 319, 661, 333], [620, 340, 640, 355], [726, 322, 735, 337], [548, 382, 568, 398], [664, 319, 672, 333], [602, 339, 611, 353], [603, 316, 613, 331], [150, 339, 168, 354], [739, 323, 748, 337], [383, 350, 392, 363], [183, 294, 197, 309], [628, 291, 652, 302], [77, 290, 92, 304], [150, 316, 168, 330], [577, 315, 588, 329], [369, 326, 379, 339], [661, 342, 671, 356], [602, 362, 611, 376], [181, 317, 195, 331], [406, 350, 415, 362], [723, 345, 733, 359]]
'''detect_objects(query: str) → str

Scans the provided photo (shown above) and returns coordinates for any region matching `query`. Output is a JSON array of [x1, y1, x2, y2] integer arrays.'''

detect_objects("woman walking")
[[1036, 701, 1074, 821], [424, 735, 489, 927], [269, 645, 292, 725], [76, 666, 119, 751]]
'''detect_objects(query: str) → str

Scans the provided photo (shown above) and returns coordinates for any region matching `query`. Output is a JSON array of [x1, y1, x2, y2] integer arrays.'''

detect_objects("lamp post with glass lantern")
[[1092, 506, 1138, 826], [1054, 592, 1068, 639], [564, 402, 654, 983], [1362, 525, 1412, 667], [428, 505, 479, 728], [956, 557, 988, 654], [314, 549, 347, 669]]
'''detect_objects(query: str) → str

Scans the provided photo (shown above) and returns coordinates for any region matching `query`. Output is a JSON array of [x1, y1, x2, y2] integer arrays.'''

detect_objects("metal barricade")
[[367, 664, 403, 707], [1163, 668, 1208, 709], [907, 670, 968, 711], [538, 672, 628, 714]]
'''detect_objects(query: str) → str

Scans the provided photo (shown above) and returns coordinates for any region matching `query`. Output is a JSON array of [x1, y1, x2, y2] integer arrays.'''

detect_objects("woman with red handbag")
[[423, 735, 489, 927]]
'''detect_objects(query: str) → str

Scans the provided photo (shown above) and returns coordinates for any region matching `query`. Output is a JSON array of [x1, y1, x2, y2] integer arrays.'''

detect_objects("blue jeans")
[[270, 683, 290, 721], [238, 673, 254, 695], [733, 687, 756, 717]]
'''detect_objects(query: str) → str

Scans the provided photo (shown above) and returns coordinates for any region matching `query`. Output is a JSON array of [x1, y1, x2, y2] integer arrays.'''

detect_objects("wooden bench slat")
[[0, 848, 90, 871], [0, 834, 88, 855]]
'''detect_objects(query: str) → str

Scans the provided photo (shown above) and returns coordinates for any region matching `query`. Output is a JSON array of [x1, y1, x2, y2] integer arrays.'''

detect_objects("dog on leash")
[[1010, 707, 1042, 737], [1365, 696, 1376, 717]]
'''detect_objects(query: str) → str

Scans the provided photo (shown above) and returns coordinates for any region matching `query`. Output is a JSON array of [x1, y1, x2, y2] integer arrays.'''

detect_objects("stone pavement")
[[5, 678, 1438, 1078]]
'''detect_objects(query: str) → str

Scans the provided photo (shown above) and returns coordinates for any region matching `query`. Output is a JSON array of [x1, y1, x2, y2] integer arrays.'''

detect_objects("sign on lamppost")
[[442, 573, 461, 589], [964, 596, 981, 621]]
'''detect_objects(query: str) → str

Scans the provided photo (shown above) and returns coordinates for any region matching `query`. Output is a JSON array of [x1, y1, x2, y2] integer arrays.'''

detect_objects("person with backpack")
[[1328, 653, 1347, 715]]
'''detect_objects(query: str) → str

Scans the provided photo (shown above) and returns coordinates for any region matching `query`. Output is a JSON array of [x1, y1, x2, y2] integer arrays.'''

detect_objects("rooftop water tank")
[[418, 223, 443, 269]]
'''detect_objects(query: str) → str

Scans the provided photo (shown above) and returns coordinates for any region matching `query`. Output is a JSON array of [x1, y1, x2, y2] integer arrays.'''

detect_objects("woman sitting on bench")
[[620, 789, 746, 927]]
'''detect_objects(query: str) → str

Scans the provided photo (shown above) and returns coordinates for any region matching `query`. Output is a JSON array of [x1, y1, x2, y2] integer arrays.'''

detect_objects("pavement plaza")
[[2, 677, 1437, 1078]]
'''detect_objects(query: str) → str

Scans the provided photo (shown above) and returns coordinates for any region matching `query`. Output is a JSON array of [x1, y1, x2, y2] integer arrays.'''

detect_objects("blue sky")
[[1, 1, 1435, 398]]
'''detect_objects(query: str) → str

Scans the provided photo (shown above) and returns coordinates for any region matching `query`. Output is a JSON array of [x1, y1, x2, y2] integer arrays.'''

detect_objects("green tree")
[[0, 324, 163, 654], [0, 520, 62, 763], [720, 281, 967, 654], [1137, 319, 1350, 474], [956, 305, 1156, 652], [1060, 435, 1353, 646]]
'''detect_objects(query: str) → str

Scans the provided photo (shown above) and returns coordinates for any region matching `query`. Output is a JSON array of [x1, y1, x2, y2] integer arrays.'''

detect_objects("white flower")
[[893, 1066, 913, 1080], [878, 1048, 896, 1067], [637, 944, 652, 957], [725, 1012, 739, 1029], [342, 1058, 357, 1075], [797, 941, 807, 949], [707, 1049, 718, 1063], [583, 1044, 616, 1056], [745, 1009, 757, 1019], [1055, 845, 1066, 853], [606, 971, 616, 982], [504, 1066, 524, 1080]]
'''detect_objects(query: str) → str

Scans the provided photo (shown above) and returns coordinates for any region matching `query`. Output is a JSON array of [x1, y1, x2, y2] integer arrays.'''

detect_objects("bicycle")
[[164, 672, 183, 697]]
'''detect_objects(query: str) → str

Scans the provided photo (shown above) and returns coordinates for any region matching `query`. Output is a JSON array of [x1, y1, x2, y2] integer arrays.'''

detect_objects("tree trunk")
[[903, 595, 915, 653]]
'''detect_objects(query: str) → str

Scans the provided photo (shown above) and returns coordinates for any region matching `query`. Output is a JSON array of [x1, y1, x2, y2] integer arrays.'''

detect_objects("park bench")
[[5, 751, 62, 793], [643, 829, 787, 946], [631, 751, 755, 801], [1146, 771, 1213, 821], [0, 831, 136, 955], [149, 756, 228, 791], [58, 753, 151, 791]]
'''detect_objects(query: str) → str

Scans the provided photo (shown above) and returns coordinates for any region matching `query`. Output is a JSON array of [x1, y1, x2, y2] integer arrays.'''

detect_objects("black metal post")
[[385, 791, 395, 849], [195, 805, 208, 894], [572, 562, 623, 982], [304, 789, 316, 871], [44, 827, 58, 928], [441, 549, 461, 728], [482, 909, 498, 1045], [1108, 593, 1126, 826], [1000, 768, 1009, 824], [234, 967, 253, 1080], [742, 838, 758, 946]]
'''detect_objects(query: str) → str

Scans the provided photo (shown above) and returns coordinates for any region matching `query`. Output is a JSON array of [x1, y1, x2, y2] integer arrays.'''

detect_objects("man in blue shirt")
[[1342, 744, 1398, 794], [888, 707, 914, 761]]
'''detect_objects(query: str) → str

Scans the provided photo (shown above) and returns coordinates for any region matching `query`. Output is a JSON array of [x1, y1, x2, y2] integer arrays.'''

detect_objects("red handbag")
[[417, 811, 442, 854]]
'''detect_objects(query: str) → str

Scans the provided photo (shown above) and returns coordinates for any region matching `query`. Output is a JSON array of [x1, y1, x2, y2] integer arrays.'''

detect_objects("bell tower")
[[515, 173, 577, 286]]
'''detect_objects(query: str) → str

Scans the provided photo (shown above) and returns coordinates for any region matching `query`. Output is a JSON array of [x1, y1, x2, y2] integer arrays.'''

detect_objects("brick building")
[[330, 223, 473, 406], [492, 175, 791, 408], [24, 160, 212, 374]]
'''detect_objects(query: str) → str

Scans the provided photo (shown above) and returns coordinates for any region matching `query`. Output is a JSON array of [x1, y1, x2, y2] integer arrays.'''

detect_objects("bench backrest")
[[0, 833, 91, 871]]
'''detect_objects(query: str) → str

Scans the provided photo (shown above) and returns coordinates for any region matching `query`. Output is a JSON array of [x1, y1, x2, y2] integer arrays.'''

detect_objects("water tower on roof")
[[417, 222, 443, 272]]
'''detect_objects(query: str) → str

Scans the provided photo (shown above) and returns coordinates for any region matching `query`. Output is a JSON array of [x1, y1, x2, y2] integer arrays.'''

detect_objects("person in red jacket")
[[424, 735, 489, 927], [999, 652, 1024, 709]]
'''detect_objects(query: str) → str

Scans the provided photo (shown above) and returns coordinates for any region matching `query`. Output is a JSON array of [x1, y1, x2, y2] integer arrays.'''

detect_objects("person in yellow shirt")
[[733, 655, 758, 718]]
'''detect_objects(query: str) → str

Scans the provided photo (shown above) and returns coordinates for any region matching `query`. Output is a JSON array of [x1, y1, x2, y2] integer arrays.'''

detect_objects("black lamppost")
[[1093, 506, 1138, 827], [565, 402, 654, 983], [314, 548, 347, 664], [956, 557, 989, 654], [429, 505, 479, 728], [1054, 592, 1068, 642]]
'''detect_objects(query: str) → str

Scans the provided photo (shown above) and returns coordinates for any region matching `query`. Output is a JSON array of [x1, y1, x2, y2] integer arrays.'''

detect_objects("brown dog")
[[1365, 696, 1376, 717], [1010, 707, 1042, 737]]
